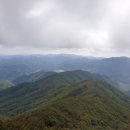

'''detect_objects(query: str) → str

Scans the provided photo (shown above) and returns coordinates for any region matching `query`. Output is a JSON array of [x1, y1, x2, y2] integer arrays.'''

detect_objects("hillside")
[[126, 91, 130, 96], [0, 54, 95, 81], [0, 70, 111, 116], [0, 80, 14, 91], [13, 71, 56, 84], [90, 57, 130, 93], [2, 80, 130, 130]]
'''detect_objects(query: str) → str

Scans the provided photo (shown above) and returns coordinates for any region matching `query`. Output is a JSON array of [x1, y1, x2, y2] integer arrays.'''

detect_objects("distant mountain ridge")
[[0, 54, 129, 94], [0, 54, 95, 81], [90, 57, 130, 92]]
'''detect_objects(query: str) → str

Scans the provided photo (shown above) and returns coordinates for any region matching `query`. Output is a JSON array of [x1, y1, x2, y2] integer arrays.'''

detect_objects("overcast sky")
[[0, 0, 130, 57]]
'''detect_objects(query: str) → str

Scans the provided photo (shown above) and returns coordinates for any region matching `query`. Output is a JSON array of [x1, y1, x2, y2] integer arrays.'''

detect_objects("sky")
[[0, 0, 130, 57]]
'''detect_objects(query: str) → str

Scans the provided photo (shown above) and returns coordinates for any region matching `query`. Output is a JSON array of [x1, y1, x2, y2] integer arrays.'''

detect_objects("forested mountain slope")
[[2, 80, 130, 130], [0, 70, 110, 116]]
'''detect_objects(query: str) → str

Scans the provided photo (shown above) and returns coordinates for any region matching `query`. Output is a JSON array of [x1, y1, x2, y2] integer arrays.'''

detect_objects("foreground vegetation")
[[0, 80, 129, 130]]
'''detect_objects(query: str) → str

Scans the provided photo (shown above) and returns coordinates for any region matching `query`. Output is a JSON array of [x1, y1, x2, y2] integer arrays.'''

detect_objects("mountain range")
[[0, 54, 129, 95], [0, 70, 111, 116], [0, 55, 129, 130]]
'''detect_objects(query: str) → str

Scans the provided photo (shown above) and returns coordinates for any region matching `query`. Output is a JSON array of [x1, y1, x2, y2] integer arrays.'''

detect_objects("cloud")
[[0, 0, 130, 56]]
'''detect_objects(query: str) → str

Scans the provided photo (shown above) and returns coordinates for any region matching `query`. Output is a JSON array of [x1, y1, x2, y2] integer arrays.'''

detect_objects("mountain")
[[0, 70, 111, 116], [0, 54, 130, 95], [13, 71, 56, 84], [0, 54, 96, 81], [0, 62, 32, 81], [2, 80, 130, 130], [89, 57, 130, 93]]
